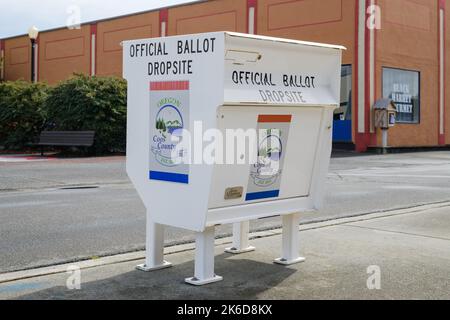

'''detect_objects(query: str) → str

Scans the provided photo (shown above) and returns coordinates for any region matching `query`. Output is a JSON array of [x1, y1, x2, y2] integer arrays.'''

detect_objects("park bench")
[[37, 131, 95, 156]]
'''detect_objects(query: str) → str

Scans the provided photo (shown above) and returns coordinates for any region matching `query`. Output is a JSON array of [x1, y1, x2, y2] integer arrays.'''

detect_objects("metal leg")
[[136, 213, 172, 272], [381, 129, 388, 154], [274, 213, 305, 265], [185, 226, 223, 286], [225, 221, 256, 254]]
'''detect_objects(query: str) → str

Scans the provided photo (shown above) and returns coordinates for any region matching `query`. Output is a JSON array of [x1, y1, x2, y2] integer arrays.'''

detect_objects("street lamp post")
[[28, 26, 39, 83]]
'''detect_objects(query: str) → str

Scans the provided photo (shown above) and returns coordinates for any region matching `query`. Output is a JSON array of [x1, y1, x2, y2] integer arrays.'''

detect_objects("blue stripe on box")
[[245, 190, 280, 201], [149, 171, 189, 184]]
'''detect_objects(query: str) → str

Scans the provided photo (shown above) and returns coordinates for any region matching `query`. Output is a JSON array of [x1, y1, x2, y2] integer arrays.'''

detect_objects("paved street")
[[1, 151, 450, 273]]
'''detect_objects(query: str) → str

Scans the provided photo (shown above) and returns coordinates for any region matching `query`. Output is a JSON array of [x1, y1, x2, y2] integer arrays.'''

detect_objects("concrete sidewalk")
[[1, 203, 449, 300]]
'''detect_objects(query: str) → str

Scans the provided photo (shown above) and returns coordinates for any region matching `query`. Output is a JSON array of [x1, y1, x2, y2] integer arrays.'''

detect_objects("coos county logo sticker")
[[149, 81, 190, 184], [250, 129, 283, 187], [151, 99, 185, 167], [245, 114, 292, 201]]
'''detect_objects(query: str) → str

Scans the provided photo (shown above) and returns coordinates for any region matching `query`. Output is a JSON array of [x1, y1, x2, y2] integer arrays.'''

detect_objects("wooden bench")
[[37, 131, 95, 156]]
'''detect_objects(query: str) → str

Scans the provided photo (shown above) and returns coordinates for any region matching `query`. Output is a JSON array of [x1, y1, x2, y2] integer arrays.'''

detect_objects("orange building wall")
[[4, 36, 31, 81], [446, 5, 450, 145], [257, 0, 357, 142], [96, 12, 159, 77], [38, 26, 91, 84], [376, 0, 439, 147], [257, 0, 355, 65], [1, 0, 448, 148], [168, 0, 248, 35]]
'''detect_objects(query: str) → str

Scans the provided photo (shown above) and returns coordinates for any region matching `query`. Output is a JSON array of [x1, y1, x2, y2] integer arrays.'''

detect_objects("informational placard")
[[149, 81, 190, 184], [245, 115, 292, 201], [389, 112, 396, 126]]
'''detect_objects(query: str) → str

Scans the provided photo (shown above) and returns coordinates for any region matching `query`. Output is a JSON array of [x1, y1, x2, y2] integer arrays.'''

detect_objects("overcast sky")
[[0, 0, 199, 38]]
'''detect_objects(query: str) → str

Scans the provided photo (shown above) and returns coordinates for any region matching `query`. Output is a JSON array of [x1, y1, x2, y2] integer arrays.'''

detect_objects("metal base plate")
[[273, 257, 306, 266], [224, 246, 256, 254], [185, 275, 223, 286], [136, 261, 172, 272]]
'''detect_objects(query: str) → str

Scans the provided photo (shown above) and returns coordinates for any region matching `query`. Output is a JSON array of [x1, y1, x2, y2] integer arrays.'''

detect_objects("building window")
[[332, 65, 352, 143], [382, 67, 420, 124], [334, 65, 352, 121]]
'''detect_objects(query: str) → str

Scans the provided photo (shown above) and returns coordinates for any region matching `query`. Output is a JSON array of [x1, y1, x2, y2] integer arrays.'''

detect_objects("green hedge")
[[45, 74, 127, 154], [0, 80, 49, 150], [0, 74, 127, 154]]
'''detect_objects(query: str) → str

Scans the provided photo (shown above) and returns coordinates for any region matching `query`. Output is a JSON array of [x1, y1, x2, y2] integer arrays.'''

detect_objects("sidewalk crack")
[[340, 224, 450, 242]]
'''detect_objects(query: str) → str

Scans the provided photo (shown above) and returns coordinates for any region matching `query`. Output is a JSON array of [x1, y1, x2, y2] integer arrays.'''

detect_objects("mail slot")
[[123, 32, 344, 285]]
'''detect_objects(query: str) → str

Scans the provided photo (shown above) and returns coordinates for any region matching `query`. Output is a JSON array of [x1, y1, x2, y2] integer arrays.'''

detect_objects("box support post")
[[381, 129, 388, 153], [225, 221, 256, 254], [136, 212, 172, 271], [185, 226, 223, 285], [274, 213, 305, 265]]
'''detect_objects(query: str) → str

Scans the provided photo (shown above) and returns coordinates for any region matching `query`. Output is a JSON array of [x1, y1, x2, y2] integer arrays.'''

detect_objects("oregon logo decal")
[[149, 81, 190, 184], [246, 115, 292, 201], [250, 130, 284, 187], [152, 102, 184, 167]]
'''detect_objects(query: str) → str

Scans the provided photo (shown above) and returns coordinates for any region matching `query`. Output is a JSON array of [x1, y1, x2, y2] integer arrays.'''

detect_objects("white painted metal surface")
[[274, 213, 305, 265], [91, 34, 96, 76], [0, 48, 4, 81], [136, 213, 172, 271], [185, 226, 223, 285], [225, 221, 255, 254], [439, 9, 445, 136], [123, 32, 343, 285], [358, 0, 366, 134], [33, 44, 38, 83], [381, 129, 388, 150], [160, 21, 166, 38]]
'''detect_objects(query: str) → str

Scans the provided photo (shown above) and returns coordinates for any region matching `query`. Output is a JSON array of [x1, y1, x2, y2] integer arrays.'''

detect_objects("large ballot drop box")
[[123, 32, 344, 285]]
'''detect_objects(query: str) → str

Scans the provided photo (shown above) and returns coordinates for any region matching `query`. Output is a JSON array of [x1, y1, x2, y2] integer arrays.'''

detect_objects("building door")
[[333, 65, 352, 143]]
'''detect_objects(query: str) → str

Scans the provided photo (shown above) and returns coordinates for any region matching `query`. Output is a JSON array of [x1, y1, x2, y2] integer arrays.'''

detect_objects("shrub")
[[45, 74, 127, 154], [0, 81, 49, 150]]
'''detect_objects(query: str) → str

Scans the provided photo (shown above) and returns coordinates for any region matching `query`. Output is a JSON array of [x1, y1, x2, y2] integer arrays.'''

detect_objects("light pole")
[[28, 26, 39, 82]]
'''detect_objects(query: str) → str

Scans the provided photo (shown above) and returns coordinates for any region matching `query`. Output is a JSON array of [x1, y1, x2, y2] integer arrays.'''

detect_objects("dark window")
[[334, 65, 352, 121]]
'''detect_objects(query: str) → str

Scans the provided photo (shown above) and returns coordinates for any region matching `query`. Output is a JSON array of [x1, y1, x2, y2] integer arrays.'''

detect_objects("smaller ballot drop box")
[[123, 32, 344, 285]]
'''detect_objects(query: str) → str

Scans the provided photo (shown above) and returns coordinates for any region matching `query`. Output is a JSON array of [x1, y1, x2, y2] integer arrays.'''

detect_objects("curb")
[[1, 201, 449, 284]]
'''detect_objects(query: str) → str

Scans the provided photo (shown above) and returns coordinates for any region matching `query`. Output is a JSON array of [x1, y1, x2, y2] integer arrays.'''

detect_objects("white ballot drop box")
[[123, 32, 344, 285]]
